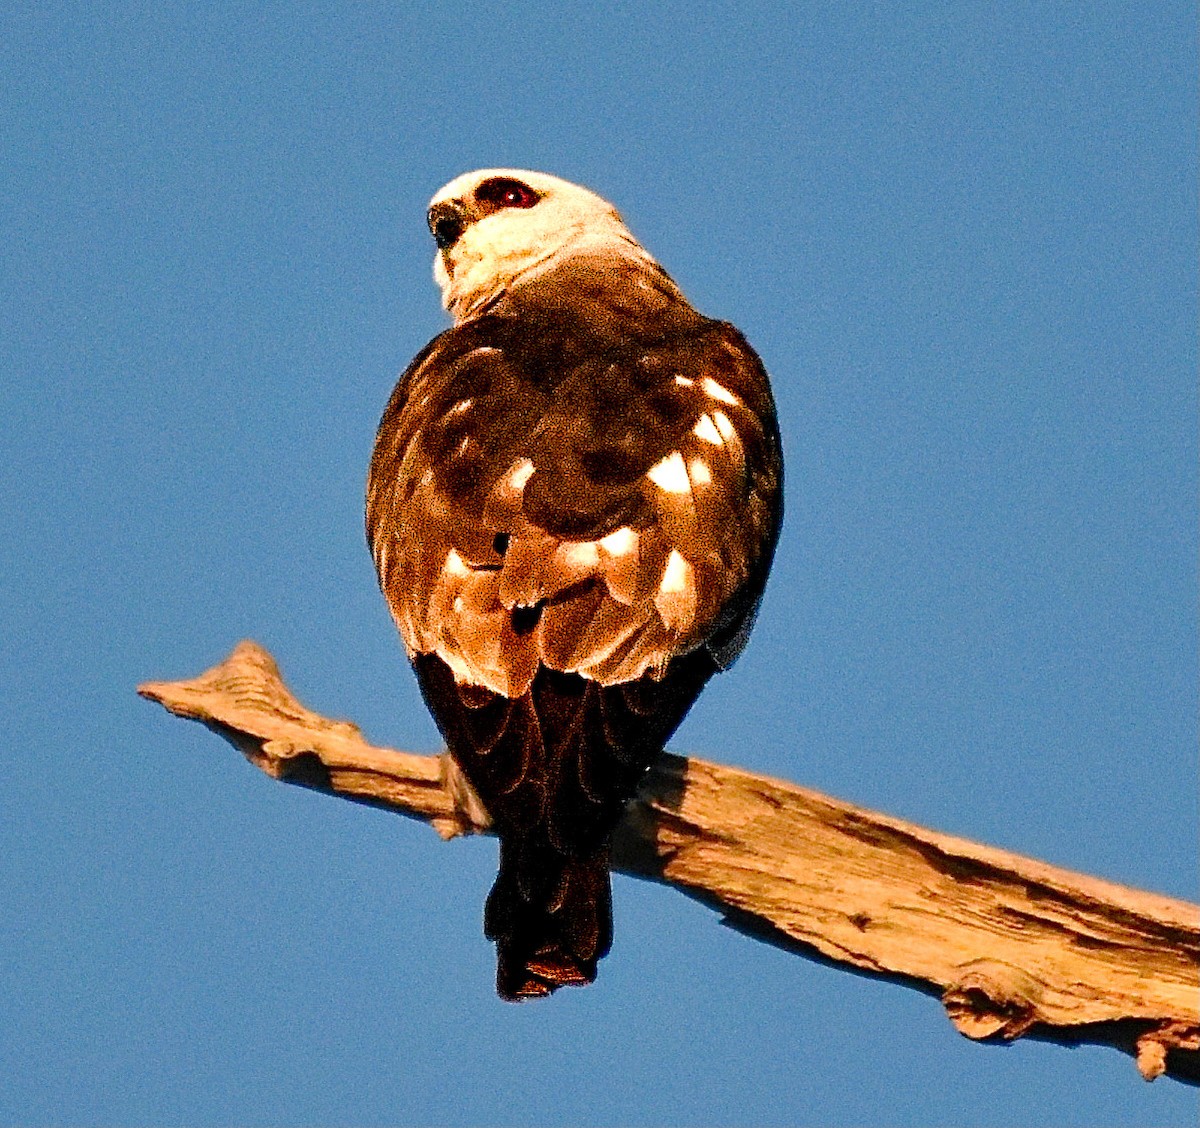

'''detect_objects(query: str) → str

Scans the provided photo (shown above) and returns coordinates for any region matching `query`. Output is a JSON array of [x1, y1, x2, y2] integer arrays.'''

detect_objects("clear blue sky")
[[2, 3, 1196, 1124]]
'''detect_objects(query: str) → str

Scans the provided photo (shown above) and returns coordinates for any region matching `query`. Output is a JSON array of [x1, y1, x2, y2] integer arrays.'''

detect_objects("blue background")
[[2, 3, 1195, 1124]]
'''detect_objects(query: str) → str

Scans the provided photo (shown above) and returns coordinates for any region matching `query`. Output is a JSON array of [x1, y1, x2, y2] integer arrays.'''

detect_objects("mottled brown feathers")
[[367, 248, 782, 998], [366, 259, 780, 696]]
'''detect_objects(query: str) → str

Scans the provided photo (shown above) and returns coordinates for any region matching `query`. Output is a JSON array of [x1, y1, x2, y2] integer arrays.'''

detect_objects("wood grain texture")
[[139, 640, 1199, 1085]]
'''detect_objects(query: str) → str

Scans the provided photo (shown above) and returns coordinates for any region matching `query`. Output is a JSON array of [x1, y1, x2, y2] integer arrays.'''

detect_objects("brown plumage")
[[366, 171, 782, 999]]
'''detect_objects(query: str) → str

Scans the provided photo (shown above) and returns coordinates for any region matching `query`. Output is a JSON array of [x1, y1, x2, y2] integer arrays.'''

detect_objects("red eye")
[[476, 177, 540, 211]]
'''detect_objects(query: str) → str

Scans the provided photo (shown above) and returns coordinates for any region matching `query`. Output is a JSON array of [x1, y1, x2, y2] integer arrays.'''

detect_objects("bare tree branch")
[[139, 640, 1199, 1085]]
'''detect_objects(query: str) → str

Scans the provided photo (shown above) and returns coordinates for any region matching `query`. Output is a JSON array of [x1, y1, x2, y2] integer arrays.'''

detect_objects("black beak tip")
[[432, 215, 465, 251]]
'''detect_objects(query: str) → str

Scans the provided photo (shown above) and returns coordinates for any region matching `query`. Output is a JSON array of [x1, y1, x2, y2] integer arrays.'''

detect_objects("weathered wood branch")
[[139, 640, 1200, 1085]]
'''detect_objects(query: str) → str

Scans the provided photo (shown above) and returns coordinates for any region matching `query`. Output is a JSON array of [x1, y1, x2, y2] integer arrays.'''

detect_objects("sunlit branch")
[[140, 641, 1199, 1086]]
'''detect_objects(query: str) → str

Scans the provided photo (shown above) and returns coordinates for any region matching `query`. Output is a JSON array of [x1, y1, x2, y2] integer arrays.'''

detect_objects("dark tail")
[[485, 834, 613, 1000], [412, 650, 719, 1001]]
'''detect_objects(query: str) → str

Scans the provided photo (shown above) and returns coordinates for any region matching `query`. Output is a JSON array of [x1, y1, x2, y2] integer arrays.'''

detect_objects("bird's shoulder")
[[366, 278, 782, 694]]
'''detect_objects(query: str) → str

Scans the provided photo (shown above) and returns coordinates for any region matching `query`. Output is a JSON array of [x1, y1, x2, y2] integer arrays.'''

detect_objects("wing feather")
[[367, 312, 782, 693]]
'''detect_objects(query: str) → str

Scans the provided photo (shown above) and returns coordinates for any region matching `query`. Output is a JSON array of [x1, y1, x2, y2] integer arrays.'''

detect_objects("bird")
[[366, 169, 783, 1000]]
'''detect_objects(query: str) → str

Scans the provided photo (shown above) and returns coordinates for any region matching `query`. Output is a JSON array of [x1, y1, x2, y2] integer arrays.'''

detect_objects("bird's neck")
[[449, 233, 687, 326]]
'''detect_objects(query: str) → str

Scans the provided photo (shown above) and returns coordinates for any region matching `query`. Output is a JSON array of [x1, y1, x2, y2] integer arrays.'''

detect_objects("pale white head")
[[426, 169, 654, 321]]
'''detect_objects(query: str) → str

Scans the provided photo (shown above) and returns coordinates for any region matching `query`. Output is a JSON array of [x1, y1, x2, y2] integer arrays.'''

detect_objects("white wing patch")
[[654, 549, 697, 633], [444, 548, 471, 577], [507, 458, 535, 490], [702, 377, 740, 406], [693, 413, 723, 445], [659, 549, 690, 592], [599, 526, 637, 555], [646, 451, 691, 494], [560, 540, 600, 568]]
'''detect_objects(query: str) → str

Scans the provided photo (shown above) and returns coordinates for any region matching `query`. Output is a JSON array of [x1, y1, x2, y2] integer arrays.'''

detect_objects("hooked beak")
[[428, 200, 469, 251]]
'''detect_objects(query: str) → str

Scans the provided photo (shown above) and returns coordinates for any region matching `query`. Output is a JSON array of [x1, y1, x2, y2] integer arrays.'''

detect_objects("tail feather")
[[486, 837, 613, 1000], [412, 650, 719, 1000]]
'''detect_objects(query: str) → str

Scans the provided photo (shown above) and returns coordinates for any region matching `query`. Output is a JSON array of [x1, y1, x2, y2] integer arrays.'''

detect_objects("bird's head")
[[427, 169, 647, 321]]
